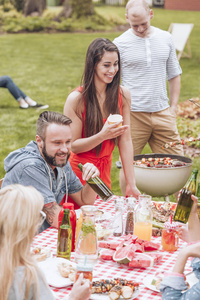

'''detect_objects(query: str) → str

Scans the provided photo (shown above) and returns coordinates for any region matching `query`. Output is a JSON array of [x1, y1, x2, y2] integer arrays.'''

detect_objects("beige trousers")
[[130, 108, 183, 155]]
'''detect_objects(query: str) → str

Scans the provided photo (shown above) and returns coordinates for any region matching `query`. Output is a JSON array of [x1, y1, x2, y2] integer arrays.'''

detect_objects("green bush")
[[12, 0, 25, 12], [54, 19, 73, 32], [3, 1, 14, 12], [0, 4, 118, 33]]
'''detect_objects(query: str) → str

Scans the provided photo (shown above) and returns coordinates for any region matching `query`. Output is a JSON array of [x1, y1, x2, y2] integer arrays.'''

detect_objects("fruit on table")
[[99, 249, 115, 260], [113, 244, 135, 264], [99, 235, 163, 268], [128, 253, 154, 268]]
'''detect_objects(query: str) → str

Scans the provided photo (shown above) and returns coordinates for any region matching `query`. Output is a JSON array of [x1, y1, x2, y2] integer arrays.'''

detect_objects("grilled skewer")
[[162, 136, 200, 149], [91, 278, 139, 294]]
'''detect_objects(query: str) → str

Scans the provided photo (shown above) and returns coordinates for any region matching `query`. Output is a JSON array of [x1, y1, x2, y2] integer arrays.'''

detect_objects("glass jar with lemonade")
[[134, 195, 152, 241], [75, 205, 98, 266]]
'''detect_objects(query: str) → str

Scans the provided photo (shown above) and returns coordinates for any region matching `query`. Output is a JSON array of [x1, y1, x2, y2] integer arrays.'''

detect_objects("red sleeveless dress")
[[67, 87, 123, 209]]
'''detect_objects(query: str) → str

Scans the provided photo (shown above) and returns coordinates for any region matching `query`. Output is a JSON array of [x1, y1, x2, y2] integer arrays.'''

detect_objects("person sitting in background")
[[2, 111, 100, 232], [0, 184, 91, 300], [160, 195, 200, 299], [0, 75, 48, 109], [64, 38, 140, 209]]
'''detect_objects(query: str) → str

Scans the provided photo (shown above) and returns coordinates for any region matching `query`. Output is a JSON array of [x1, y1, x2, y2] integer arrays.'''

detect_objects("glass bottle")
[[58, 203, 76, 252], [75, 205, 98, 266], [196, 182, 200, 220], [112, 197, 124, 237], [125, 197, 136, 235], [173, 169, 198, 224], [78, 163, 113, 201], [134, 195, 152, 241], [57, 209, 72, 259]]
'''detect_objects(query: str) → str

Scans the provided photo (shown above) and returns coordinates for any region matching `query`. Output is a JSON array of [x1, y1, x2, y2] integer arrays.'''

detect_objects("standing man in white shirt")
[[113, 0, 183, 195]]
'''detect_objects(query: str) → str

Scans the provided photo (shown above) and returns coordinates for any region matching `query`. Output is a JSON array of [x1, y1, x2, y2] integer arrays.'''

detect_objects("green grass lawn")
[[0, 7, 200, 195]]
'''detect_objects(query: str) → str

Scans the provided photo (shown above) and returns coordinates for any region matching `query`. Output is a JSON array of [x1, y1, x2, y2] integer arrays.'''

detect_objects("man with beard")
[[2, 111, 100, 232]]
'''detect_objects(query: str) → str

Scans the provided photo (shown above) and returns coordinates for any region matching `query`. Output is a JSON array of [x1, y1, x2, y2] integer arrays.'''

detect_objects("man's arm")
[[43, 201, 61, 229], [168, 75, 181, 115], [69, 163, 99, 207], [69, 184, 97, 208]]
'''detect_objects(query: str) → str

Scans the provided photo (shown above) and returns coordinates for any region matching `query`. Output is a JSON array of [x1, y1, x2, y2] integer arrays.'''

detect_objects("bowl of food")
[[133, 154, 192, 197]]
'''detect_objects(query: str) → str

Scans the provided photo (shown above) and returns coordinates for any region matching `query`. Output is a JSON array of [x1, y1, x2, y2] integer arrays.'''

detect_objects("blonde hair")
[[0, 184, 44, 300], [126, 0, 150, 14]]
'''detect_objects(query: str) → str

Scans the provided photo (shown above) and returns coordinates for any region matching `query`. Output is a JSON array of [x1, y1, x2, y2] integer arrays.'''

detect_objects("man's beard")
[[42, 144, 70, 168]]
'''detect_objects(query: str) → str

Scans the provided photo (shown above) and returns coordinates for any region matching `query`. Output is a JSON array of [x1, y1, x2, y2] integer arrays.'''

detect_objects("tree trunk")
[[71, 0, 94, 18], [24, 0, 46, 16], [56, 0, 94, 20], [55, 0, 72, 20]]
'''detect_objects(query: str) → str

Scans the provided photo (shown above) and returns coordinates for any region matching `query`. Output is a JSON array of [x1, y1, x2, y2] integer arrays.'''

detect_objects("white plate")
[[90, 288, 139, 300], [143, 275, 160, 293], [37, 257, 76, 288], [143, 272, 199, 293]]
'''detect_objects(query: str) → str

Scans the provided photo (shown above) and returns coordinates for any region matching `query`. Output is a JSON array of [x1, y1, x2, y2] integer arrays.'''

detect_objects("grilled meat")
[[91, 278, 139, 294]]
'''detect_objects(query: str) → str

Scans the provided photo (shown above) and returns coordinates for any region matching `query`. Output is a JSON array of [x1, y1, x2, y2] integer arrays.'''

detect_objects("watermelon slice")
[[128, 253, 154, 268], [144, 241, 160, 251], [99, 249, 115, 260], [98, 241, 109, 249], [135, 243, 144, 253], [113, 244, 135, 264], [108, 241, 121, 250], [135, 239, 144, 245]]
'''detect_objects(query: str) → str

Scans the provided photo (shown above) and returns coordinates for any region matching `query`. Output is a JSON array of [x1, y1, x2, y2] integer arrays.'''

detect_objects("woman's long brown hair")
[[80, 38, 121, 155]]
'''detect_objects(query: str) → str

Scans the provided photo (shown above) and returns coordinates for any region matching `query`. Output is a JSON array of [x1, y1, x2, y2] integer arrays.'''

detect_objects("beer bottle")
[[173, 169, 198, 224], [78, 163, 113, 201], [57, 209, 72, 259]]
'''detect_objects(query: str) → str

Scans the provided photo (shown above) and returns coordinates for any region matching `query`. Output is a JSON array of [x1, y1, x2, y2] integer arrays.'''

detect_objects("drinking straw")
[[84, 255, 88, 265], [170, 215, 173, 224]]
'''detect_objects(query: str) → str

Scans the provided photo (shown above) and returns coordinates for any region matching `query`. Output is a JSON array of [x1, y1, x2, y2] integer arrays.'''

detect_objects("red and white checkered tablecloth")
[[33, 196, 192, 300]]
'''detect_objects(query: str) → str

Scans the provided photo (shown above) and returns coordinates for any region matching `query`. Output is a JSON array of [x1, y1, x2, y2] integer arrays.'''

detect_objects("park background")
[[0, 0, 200, 196]]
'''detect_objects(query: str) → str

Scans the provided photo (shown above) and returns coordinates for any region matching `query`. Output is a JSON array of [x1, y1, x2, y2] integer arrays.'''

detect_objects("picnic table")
[[32, 197, 193, 300]]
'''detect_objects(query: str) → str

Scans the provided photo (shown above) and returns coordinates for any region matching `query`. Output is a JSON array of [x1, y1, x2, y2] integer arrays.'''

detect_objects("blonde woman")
[[0, 184, 91, 300]]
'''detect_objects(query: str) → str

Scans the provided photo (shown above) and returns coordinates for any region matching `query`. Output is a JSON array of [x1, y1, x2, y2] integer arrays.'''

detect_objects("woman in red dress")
[[64, 38, 140, 208]]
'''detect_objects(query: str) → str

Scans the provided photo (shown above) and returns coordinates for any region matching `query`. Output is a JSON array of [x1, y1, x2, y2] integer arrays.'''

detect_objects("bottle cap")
[[76, 264, 93, 272], [63, 203, 74, 210], [164, 221, 180, 230]]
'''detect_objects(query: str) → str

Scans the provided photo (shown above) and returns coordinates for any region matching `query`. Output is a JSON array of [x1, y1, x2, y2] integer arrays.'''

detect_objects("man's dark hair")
[[37, 111, 72, 140]]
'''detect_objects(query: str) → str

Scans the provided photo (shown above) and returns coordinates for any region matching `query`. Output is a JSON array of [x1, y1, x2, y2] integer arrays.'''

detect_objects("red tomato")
[[155, 158, 160, 162], [148, 157, 154, 162]]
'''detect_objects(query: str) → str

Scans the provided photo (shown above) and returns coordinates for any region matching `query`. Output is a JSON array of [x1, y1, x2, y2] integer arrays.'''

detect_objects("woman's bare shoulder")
[[66, 90, 82, 104]]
